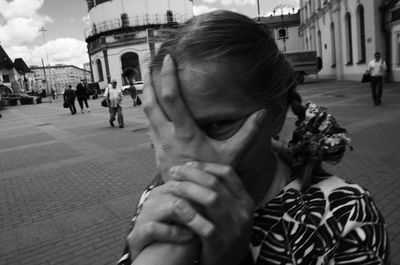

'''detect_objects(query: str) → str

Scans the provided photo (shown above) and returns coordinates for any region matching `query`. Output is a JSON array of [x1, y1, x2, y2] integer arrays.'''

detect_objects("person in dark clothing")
[[63, 85, 77, 115], [76, 80, 90, 113], [129, 80, 137, 106]]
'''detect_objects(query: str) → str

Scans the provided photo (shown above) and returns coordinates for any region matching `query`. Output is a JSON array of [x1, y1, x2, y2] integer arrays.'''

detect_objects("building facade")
[[84, 0, 194, 90], [259, 11, 302, 52], [0, 45, 34, 93], [299, 0, 400, 82], [30, 65, 91, 94]]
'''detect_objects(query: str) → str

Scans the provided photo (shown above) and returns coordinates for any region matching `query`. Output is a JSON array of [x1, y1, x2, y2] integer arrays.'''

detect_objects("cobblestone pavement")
[[0, 80, 399, 264]]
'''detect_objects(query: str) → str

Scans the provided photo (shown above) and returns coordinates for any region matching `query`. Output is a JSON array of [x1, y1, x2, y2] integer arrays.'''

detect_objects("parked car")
[[87, 82, 100, 99], [122, 81, 144, 94], [4, 93, 42, 105]]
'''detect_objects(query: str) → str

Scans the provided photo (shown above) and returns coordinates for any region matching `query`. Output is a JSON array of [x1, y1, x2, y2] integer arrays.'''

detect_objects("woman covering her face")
[[118, 10, 389, 265]]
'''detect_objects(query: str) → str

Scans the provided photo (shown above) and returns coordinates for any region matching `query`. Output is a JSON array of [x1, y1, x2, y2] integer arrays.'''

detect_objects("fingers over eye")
[[160, 54, 197, 131], [227, 109, 267, 157], [143, 72, 168, 131]]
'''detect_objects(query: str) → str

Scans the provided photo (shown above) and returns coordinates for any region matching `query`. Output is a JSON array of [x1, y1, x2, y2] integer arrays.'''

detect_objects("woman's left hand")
[[143, 55, 266, 180], [167, 161, 255, 265]]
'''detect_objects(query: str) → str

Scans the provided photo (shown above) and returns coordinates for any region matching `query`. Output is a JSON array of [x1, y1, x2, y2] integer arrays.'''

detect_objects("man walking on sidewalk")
[[63, 85, 77, 115], [367, 52, 387, 106], [76, 80, 90, 113], [104, 79, 124, 128]]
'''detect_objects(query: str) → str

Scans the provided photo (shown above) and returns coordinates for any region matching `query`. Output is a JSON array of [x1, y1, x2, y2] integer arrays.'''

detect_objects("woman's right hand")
[[126, 184, 205, 261]]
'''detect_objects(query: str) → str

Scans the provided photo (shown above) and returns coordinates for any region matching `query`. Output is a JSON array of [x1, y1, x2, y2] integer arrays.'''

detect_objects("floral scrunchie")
[[288, 102, 352, 165]]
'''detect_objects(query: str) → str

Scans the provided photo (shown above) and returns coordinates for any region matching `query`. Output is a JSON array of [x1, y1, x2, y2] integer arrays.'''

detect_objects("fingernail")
[[257, 109, 267, 124], [163, 54, 171, 65], [169, 166, 178, 177], [186, 161, 199, 167]]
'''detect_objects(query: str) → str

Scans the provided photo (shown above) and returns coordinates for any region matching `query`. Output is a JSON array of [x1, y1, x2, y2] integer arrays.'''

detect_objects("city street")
[[0, 79, 399, 264]]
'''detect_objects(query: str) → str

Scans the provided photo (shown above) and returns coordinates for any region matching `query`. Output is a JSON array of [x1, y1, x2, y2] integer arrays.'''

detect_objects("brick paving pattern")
[[0, 81, 399, 264]]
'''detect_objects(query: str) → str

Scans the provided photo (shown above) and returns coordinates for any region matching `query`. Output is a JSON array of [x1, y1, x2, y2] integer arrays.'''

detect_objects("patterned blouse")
[[118, 164, 389, 265], [251, 175, 389, 264]]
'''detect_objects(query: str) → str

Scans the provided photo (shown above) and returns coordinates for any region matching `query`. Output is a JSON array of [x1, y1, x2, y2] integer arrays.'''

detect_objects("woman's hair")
[[150, 10, 324, 189], [150, 10, 299, 104]]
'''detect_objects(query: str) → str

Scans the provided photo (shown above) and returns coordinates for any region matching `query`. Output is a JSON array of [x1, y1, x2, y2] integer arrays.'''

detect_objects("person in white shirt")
[[104, 79, 124, 128], [366, 52, 387, 106]]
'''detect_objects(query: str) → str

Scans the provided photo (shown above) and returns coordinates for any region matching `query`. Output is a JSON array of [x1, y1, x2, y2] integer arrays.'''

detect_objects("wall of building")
[[392, 21, 400, 81], [300, 0, 389, 81], [275, 26, 302, 52]]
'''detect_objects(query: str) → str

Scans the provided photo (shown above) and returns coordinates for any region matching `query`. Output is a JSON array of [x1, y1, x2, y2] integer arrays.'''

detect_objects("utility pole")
[[39, 27, 52, 102], [256, 0, 261, 21]]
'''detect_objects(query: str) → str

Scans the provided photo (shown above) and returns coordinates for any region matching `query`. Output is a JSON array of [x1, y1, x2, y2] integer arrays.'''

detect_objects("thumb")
[[226, 109, 267, 158]]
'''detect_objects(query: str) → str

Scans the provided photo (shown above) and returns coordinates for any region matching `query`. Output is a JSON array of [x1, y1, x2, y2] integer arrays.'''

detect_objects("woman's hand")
[[127, 161, 254, 265], [143, 54, 266, 180], [168, 161, 255, 265]]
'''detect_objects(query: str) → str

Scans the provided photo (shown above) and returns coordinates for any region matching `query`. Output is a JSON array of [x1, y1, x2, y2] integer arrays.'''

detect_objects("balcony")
[[84, 13, 192, 39]]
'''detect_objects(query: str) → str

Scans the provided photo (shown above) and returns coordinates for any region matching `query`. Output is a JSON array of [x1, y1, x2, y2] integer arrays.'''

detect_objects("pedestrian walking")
[[366, 52, 387, 106], [128, 80, 137, 106], [76, 80, 90, 113], [104, 79, 124, 128], [63, 85, 76, 115]]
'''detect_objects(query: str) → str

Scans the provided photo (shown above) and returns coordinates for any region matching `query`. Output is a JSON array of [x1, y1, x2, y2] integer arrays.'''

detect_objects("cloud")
[[0, 0, 44, 20], [0, 0, 52, 46], [82, 14, 91, 26], [7, 38, 89, 68], [193, 5, 219, 16]]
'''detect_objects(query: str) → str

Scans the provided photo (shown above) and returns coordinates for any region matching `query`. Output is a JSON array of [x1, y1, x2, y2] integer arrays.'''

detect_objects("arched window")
[[318, 30, 323, 57], [357, 5, 366, 63], [96, 59, 104, 81], [121, 52, 141, 85], [331, 22, 336, 67], [345, 12, 353, 64]]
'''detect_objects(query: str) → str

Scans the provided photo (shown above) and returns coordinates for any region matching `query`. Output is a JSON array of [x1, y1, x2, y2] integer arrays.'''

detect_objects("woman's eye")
[[201, 119, 243, 140]]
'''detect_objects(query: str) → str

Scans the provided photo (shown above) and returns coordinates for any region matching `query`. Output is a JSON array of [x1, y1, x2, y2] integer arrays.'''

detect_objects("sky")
[[0, 0, 299, 68]]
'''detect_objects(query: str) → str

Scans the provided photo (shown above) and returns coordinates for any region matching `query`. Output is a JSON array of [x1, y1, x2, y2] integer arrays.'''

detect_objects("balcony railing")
[[84, 13, 192, 39]]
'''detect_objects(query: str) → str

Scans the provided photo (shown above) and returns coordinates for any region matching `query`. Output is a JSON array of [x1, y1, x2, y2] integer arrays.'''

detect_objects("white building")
[[30, 65, 91, 94], [84, 0, 194, 89], [299, 0, 400, 82], [258, 12, 302, 52]]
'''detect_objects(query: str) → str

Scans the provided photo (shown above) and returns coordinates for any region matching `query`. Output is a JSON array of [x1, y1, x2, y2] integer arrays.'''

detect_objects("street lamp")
[[273, 5, 295, 52], [39, 27, 52, 101]]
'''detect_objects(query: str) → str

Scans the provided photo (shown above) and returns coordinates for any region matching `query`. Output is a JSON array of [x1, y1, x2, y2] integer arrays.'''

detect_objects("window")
[[306, 37, 309, 50], [96, 59, 104, 81], [397, 33, 400, 65], [318, 30, 323, 57], [345, 12, 353, 65], [2, 75, 10, 83], [357, 5, 366, 63], [331, 22, 336, 67]]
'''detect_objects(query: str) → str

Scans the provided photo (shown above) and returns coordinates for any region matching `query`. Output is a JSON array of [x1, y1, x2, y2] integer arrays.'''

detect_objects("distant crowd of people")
[[63, 78, 141, 129]]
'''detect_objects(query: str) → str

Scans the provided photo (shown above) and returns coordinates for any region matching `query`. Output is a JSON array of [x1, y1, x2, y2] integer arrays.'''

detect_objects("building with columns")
[[299, 0, 400, 82], [84, 0, 194, 90]]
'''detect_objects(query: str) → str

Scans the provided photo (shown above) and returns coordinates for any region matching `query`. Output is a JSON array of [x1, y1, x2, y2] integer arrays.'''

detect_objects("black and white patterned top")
[[118, 172, 389, 265], [251, 175, 389, 264]]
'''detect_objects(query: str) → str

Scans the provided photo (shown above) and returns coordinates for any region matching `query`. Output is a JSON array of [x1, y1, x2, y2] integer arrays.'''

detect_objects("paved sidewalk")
[[0, 80, 399, 264]]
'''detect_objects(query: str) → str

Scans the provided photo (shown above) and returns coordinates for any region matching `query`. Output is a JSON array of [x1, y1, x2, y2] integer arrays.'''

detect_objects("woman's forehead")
[[152, 63, 261, 121]]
